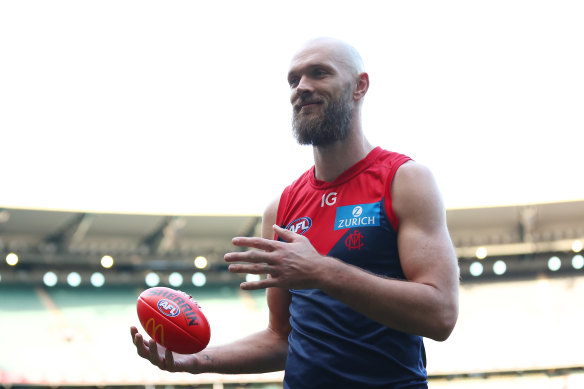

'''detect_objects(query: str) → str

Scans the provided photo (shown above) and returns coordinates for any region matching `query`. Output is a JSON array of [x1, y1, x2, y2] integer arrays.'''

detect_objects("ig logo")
[[321, 192, 337, 207]]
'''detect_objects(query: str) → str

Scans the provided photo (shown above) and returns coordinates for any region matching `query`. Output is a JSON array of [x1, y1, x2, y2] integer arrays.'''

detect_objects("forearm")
[[196, 327, 288, 374], [317, 256, 457, 341]]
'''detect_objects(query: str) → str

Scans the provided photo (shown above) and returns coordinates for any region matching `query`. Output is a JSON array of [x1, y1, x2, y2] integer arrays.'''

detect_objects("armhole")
[[274, 186, 291, 240], [384, 155, 412, 232]]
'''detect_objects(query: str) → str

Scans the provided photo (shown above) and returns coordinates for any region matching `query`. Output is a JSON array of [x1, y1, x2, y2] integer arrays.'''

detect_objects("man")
[[131, 37, 459, 388]]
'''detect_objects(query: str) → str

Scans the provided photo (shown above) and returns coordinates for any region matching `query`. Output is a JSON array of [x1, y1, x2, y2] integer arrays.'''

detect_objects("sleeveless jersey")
[[276, 147, 428, 389]]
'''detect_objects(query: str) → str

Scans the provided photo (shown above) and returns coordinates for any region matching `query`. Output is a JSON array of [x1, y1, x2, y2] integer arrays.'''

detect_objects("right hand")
[[130, 326, 203, 373]]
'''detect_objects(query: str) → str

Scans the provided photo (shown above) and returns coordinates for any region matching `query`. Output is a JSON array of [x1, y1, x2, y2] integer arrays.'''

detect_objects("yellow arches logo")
[[145, 318, 165, 346]]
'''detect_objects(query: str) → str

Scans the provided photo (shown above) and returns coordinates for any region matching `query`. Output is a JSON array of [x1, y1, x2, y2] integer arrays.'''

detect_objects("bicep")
[[393, 162, 459, 291]]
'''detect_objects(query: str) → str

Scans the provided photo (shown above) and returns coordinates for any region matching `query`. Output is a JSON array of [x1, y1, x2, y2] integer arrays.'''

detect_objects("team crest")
[[345, 230, 364, 250]]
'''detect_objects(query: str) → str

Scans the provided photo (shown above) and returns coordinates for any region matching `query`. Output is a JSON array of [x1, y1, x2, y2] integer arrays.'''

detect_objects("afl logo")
[[286, 217, 312, 235], [157, 299, 180, 317]]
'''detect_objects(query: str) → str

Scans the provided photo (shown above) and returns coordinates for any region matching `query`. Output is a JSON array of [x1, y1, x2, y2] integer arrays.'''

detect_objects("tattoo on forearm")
[[204, 354, 213, 362]]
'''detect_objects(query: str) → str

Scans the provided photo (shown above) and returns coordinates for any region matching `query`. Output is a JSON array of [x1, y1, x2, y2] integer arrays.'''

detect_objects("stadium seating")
[[2, 276, 584, 387]]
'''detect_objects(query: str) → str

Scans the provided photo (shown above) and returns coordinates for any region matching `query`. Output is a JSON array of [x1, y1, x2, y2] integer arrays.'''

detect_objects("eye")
[[313, 69, 327, 78], [288, 76, 299, 88]]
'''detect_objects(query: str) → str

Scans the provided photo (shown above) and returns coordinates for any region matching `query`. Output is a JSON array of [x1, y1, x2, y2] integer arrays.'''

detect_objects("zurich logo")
[[286, 217, 312, 235], [335, 202, 381, 231], [158, 299, 180, 317]]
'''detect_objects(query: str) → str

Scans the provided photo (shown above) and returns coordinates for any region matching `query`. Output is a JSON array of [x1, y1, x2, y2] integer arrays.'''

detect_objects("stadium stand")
[[1, 201, 584, 388]]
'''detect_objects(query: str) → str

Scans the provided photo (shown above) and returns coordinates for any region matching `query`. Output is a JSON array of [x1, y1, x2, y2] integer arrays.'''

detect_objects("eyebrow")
[[287, 63, 335, 80]]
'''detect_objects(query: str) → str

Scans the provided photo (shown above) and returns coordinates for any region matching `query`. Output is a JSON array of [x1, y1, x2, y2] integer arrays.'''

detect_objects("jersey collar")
[[309, 146, 382, 189]]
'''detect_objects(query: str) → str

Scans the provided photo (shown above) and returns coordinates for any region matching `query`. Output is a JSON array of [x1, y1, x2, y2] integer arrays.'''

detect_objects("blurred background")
[[1, 0, 583, 388]]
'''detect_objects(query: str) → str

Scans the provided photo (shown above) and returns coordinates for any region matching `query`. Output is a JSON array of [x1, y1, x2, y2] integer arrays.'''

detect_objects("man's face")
[[288, 47, 355, 147]]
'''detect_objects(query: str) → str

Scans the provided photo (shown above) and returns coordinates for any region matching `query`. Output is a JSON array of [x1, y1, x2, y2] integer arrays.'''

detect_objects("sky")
[[1, 0, 583, 215]]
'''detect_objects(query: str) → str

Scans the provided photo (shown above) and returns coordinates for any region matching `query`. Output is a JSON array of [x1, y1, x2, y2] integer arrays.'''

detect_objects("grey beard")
[[292, 91, 353, 147]]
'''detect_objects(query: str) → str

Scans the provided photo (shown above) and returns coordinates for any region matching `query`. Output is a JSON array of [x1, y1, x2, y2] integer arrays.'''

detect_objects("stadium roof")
[[1, 199, 583, 285]]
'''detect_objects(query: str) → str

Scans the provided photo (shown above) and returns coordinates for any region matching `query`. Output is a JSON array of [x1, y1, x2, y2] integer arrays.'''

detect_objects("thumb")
[[273, 224, 299, 242]]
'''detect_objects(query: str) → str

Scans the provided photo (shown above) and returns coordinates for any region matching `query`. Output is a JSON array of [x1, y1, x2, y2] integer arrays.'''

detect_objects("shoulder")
[[392, 161, 446, 226], [371, 148, 412, 188], [394, 160, 436, 184], [373, 147, 411, 168]]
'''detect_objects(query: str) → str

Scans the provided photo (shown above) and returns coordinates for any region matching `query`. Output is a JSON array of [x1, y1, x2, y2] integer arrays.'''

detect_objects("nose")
[[291, 76, 313, 105], [295, 75, 314, 97]]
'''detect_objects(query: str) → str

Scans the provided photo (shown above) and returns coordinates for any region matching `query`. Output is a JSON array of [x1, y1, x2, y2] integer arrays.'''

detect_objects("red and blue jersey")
[[276, 147, 428, 389]]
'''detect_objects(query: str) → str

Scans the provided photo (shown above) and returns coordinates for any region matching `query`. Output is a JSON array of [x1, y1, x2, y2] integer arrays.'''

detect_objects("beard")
[[292, 88, 353, 147]]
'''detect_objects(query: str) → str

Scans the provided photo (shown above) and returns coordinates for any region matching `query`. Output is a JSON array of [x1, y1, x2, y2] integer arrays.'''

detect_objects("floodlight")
[[572, 254, 584, 270], [145, 272, 160, 287], [475, 247, 488, 260], [469, 262, 483, 277], [194, 256, 208, 269], [169, 272, 183, 287], [67, 272, 81, 287], [192, 272, 206, 287], [101, 255, 114, 268], [246, 274, 261, 282], [6, 253, 18, 266], [548, 256, 561, 271], [90, 272, 105, 287], [493, 260, 507, 275], [43, 271, 58, 287]]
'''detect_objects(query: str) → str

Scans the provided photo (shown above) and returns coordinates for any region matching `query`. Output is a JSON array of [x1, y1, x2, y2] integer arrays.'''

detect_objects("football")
[[137, 286, 211, 354]]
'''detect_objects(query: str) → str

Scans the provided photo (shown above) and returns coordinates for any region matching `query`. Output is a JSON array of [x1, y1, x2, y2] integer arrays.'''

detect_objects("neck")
[[312, 123, 374, 182]]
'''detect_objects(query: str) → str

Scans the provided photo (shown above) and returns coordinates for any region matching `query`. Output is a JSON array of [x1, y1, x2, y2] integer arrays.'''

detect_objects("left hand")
[[224, 224, 326, 290], [130, 326, 203, 373]]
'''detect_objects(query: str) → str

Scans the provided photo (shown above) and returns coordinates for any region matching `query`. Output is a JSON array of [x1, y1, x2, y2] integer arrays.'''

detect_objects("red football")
[[137, 286, 211, 354]]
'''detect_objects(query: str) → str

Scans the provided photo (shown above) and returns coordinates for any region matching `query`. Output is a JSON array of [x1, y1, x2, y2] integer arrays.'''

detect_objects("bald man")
[[131, 38, 460, 388]]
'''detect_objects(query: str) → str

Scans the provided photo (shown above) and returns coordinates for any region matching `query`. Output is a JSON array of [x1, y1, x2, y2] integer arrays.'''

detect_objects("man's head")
[[287, 38, 369, 147]]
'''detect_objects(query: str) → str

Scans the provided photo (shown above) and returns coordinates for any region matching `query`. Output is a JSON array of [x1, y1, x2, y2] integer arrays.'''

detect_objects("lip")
[[297, 101, 322, 111]]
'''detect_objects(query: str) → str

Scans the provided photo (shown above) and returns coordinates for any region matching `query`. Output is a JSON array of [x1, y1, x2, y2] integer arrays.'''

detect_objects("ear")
[[353, 72, 369, 101]]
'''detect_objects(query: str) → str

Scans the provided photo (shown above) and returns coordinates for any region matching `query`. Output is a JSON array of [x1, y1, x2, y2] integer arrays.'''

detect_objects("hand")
[[224, 224, 327, 290], [130, 326, 203, 373]]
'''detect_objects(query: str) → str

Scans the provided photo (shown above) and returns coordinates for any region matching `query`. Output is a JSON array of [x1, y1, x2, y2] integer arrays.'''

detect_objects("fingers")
[[225, 225, 302, 291], [228, 262, 277, 276], [133, 331, 151, 359], [131, 328, 143, 349], [165, 348, 176, 371], [150, 339, 176, 371], [131, 327, 174, 371], [231, 236, 279, 251], [226, 225, 300, 262], [148, 339, 164, 367], [130, 326, 138, 340], [224, 249, 272, 264], [240, 277, 278, 290]]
